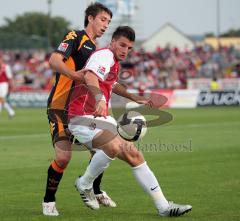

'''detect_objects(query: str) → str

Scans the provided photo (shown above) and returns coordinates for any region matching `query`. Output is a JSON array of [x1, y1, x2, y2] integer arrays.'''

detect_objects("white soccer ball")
[[117, 111, 147, 141]]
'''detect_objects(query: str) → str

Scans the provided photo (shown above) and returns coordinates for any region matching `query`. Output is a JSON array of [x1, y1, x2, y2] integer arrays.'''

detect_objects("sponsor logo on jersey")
[[97, 66, 106, 75], [58, 43, 69, 52], [63, 31, 77, 42], [83, 45, 93, 50]]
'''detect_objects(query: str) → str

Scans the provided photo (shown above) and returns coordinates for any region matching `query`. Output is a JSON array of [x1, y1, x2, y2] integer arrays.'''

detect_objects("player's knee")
[[55, 150, 72, 168], [118, 142, 144, 166], [55, 154, 71, 168], [102, 141, 122, 158], [129, 149, 144, 167]]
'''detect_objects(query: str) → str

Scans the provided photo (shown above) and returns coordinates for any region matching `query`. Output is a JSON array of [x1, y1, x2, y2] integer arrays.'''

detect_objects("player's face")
[[91, 11, 111, 38], [111, 36, 134, 61]]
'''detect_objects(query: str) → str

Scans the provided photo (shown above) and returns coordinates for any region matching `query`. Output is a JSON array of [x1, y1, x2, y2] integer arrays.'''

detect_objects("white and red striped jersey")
[[69, 48, 119, 117]]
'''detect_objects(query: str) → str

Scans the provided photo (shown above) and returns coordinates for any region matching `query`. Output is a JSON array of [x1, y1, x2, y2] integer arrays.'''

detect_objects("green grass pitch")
[[0, 107, 239, 221]]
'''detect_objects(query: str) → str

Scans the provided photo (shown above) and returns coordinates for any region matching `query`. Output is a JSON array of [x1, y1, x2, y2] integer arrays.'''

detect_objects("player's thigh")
[[93, 130, 122, 158], [48, 110, 71, 147], [69, 115, 118, 150], [54, 140, 72, 165], [0, 82, 8, 99]]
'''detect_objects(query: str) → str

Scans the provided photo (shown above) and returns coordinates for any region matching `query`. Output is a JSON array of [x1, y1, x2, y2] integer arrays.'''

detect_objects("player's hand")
[[69, 69, 88, 81], [131, 94, 153, 107], [131, 93, 168, 109], [94, 100, 107, 118]]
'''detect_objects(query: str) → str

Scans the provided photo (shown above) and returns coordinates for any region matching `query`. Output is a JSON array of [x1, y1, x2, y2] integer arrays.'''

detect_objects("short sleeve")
[[55, 30, 79, 59], [85, 49, 114, 81]]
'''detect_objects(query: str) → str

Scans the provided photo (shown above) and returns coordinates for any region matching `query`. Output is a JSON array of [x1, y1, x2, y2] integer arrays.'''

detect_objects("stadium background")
[[0, 0, 239, 220]]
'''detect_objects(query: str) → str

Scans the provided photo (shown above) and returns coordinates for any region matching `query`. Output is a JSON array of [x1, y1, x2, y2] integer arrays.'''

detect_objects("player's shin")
[[79, 150, 114, 189], [44, 160, 65, 202], [132, 162, 169, 212], [3, 102, 15, 116]]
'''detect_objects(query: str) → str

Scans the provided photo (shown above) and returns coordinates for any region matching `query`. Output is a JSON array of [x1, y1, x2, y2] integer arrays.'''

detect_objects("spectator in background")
[[210, 77, 220, 91], [1, 43, 240, 91]]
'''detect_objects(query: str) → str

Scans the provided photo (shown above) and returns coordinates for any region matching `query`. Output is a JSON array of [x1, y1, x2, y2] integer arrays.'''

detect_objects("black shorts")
[[47, 109, 73, 146]]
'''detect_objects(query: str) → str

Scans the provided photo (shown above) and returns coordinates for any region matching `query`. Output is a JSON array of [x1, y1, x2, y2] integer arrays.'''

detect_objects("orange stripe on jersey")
[[50, 57, 76, 110], [78, 35, 89, 51], [55, 114, 65, 135]]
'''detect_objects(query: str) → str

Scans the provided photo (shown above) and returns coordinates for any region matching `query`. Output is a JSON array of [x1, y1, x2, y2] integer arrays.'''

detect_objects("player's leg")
[[3, 101, 15, 118], [0, 83, 5, 113], [83, 137, 191, 215], [1, 83, 15, 117], [42, 115, 71, 216], [0, 97, 3, 113], [90, 151, 117, 207], [116, 141, 192, 216], [69, 115, 120, 209], [75, 129, 148, 210], [70, 116, 191, 215], [43, 140, 72, 202], [71, 116, 191, 216], [42, 140, 72, 216]]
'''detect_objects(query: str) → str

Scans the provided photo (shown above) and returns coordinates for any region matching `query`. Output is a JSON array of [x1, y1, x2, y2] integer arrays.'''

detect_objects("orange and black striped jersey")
[[47, 30, 96, 111]]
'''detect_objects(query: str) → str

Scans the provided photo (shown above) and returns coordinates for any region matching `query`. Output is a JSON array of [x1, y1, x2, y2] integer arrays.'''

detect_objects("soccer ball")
[[117, 111, 147, 141]]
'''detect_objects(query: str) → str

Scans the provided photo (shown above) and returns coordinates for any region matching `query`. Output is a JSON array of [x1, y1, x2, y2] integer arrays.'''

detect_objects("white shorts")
[[0, 82, 9, 98], [68, 115, 118, 149]]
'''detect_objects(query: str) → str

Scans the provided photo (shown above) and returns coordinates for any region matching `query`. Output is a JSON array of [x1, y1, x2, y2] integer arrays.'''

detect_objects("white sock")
[[0, 103, 2, 113], [3, 102, 15, 116], [79, 150, 114, 189], [132, 162, 169, 212]]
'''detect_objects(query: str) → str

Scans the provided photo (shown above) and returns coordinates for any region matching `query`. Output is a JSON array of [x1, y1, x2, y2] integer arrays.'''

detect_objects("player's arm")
[[113, 83, 152, 106], [84, 71, 107, 118], [49, 53, 86, 81], [83, 49, 113, 117], [49, 30, 86, 81]]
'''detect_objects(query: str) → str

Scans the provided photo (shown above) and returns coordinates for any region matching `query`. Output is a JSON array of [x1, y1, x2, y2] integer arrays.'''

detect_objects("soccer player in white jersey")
[[68, 26, 192, 217], [0, 54, 15, 118]]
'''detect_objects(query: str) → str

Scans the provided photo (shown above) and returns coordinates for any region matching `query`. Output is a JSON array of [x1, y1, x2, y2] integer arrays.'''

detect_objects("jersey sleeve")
[[55, 30, 79, 59], [85, 50, 114, 81], [5, 65, 13, 79]]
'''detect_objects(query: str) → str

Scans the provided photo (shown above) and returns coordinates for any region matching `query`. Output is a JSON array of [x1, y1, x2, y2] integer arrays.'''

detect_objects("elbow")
[[84, 71, 94, 82]]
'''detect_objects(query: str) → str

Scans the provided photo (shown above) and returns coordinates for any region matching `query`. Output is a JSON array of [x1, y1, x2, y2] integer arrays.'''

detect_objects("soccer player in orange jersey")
[[42, 3, 115, 216]]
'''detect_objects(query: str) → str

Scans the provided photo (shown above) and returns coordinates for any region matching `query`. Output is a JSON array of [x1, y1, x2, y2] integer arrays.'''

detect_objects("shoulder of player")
[[63, 29, 85, 40], [2, 63, 11, 70], [92, 48, 114, 60]]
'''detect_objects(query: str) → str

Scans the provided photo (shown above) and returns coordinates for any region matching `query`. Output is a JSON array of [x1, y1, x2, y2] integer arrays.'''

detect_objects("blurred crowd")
[[1, 44, 240, 91], [121, 45, 240, 90], [1, 50, 52, 91]]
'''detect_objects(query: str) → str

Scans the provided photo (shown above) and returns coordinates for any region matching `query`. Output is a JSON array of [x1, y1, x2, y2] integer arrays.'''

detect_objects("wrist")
[[95, 94, 106, 102], [130, 93, 137, 102], [66, 70, 75, 79]]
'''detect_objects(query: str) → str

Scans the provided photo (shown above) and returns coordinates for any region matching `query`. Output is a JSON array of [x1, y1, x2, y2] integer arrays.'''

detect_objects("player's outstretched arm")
[[113, 83, 152, 106]]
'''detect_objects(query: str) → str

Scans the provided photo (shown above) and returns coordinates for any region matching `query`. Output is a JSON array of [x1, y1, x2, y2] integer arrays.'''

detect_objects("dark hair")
[[84, 2, 113, 28], [112, 26, 135, 42]]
